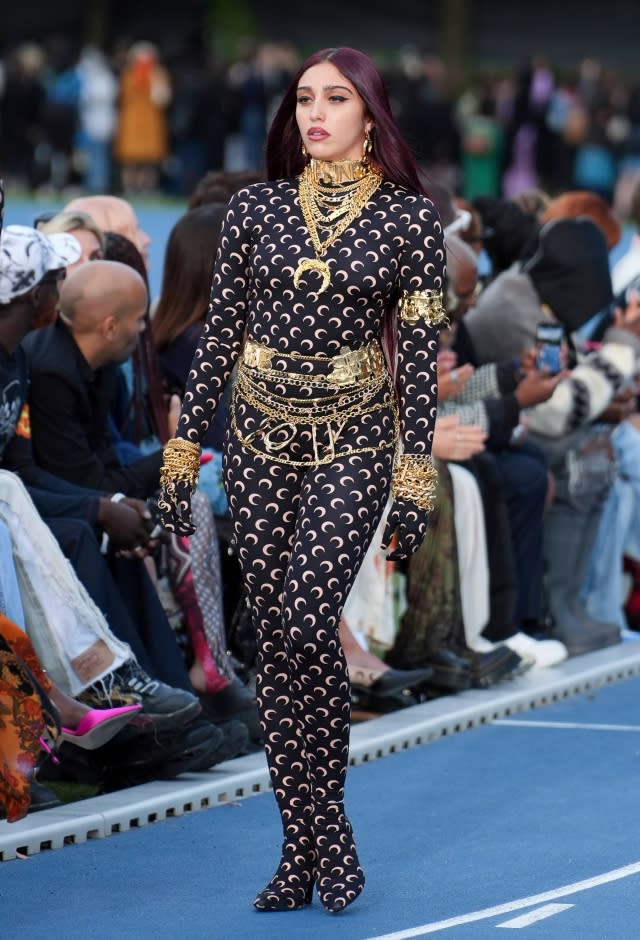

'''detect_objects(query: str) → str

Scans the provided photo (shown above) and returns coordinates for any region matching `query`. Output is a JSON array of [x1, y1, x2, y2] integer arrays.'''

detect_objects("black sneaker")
[[207, 719, 251, 765], [28, 780, 62, 813], [78, 660, 201, 731], [157, 718, 250, 777], [99, 717, 249, 788], [199, 676, 262, 746]]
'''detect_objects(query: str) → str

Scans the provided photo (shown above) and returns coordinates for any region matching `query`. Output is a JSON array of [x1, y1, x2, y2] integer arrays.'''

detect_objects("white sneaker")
[[504, 632, 568, 669]]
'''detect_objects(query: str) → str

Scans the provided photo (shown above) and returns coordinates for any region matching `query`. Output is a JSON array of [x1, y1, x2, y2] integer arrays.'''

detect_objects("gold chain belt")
[[242, 337, 386, 387], [233, 338, 398, 467]]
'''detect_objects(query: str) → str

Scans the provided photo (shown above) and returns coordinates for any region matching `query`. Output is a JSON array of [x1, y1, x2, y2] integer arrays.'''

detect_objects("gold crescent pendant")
[[293, 257, 331, 295]]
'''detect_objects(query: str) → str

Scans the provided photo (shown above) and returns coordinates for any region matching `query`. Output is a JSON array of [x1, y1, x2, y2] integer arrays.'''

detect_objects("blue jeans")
[[82, 137, 111, 193], [581, 421, 640, 628], [0, 520, 26, 627]]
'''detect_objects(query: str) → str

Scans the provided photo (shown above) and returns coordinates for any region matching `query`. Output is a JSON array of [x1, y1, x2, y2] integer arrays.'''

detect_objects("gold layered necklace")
[[294, 158, 383, 295]]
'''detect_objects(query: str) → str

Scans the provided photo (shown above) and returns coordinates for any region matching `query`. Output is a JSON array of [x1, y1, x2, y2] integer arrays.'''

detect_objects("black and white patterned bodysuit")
[[166, 177, 445, 910]]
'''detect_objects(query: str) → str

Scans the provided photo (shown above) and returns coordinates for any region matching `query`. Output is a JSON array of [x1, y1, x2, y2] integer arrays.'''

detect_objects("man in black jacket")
[[24, 258, 259, 741], [24, 258, 162, 497], [0, 224, 204, 729]]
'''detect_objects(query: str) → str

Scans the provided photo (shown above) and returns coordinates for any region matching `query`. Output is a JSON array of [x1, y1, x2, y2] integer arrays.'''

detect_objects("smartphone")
[[535, 322, 564, 374]]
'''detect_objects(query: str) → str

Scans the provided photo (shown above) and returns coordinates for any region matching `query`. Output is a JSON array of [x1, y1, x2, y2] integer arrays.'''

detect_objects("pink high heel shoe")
[[60, 705, 142, 750]]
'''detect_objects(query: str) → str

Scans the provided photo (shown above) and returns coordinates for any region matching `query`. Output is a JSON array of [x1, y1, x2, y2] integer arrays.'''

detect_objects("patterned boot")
[[251, 616, 316, 912], [253, 820, 316, 911], [313, 803, 365, 913]]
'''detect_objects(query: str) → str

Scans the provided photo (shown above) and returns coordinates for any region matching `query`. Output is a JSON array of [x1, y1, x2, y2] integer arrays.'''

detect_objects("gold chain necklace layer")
[[294, 161, 383, 295]]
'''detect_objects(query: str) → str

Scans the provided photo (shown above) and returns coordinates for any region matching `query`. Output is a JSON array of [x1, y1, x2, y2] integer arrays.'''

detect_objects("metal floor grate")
[[2, 641, 640, 862]]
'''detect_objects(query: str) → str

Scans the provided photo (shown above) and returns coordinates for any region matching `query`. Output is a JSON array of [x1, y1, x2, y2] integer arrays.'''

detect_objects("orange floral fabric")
[[0, 615, 55, 823]]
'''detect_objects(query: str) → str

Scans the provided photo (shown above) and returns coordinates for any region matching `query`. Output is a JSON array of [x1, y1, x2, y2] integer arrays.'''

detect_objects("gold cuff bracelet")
[[392, 452, 438, 512]]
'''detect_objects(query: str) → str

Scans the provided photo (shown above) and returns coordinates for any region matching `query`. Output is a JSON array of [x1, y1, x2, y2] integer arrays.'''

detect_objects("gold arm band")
[[160, 437, 202, 489], [392, 453, 438, 512], [398, 289, 448, 327]]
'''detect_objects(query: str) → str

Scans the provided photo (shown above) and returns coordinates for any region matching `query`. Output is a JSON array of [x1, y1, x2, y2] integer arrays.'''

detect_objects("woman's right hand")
[[157, 480, 196, 536]]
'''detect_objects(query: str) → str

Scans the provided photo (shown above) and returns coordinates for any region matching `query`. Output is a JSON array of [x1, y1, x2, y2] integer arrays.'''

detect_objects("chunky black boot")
[[313, 804, 365, 913], [253, 822, 316, 911]]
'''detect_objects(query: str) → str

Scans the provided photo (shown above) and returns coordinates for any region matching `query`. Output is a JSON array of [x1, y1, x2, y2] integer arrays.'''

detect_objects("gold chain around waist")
[[232, 340, 399, 467], [241, 337, 386, 387]]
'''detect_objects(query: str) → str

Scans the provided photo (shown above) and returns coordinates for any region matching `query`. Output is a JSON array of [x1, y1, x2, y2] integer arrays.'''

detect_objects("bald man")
[[64, 195, 151, 268], [23, 260, 163, 497]]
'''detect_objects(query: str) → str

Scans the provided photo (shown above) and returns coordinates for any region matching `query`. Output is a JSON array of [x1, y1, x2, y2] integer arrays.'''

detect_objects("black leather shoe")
[[459, 645, 524, 688], [29, 780, 62, 813], [350, 666, 433, 697], [199, 676, 261, 746], [423, 649, 473, 692]]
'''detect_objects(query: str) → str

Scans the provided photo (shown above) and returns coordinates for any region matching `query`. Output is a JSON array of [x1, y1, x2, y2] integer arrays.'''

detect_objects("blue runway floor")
[[2, 677, 640, 939]]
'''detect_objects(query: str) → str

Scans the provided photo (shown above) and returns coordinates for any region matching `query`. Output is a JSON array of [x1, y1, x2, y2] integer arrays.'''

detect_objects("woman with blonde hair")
[[37, 210, 104, 269]]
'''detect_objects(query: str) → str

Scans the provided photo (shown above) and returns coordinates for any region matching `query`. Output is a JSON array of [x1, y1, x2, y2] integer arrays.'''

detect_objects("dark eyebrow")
[[296, 84, 354, 94]]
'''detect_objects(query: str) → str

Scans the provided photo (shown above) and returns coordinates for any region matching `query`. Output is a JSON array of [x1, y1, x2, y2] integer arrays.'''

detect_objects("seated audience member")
[[84, 232, 251, 729], [0, 482, 245, 788], [471, 195, 539, 280], [0, 538, 145, 822], [612, 177, 640, 295], [540, 190, 621, 252], [59, 197, 165, 453], [511, 188, 551, 219], [437, 418, 566, 669], [581, 409, 640, 631], [101, 232, 168, 456], [464, 217, 613, 363], [388, 426, 525, 690], [151, 204, 229, 514], [23, 258, 256, 737], [187, 169, 265, 209], [25, 259, 162, 495], [450, 198, 485, 257], [442, 235, 563, 645], [36, 209, 105, 268], [464, 218, 640, 655], [63, 194, 151, 269], [342, 415, 495, 695], [0, 223, 248, 762]]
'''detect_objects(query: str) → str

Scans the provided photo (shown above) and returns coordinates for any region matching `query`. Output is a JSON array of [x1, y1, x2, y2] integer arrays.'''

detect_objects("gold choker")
[[308, 157, 371, 185]]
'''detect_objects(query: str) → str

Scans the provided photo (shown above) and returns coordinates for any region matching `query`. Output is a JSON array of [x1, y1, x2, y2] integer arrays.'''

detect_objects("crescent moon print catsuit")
[[172, 178, 444, 910]]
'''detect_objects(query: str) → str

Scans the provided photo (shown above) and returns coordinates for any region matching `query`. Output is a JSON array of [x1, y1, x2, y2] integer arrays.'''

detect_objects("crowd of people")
[[2, 37, 640, 212], [1, 41, 640, 834]]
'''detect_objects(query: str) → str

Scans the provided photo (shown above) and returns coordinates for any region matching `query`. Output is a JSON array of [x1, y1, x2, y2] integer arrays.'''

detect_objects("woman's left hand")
[[380, 499, 430, 560]]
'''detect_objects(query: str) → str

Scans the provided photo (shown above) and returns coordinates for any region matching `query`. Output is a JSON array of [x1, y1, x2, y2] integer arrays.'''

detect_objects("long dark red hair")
[[266, 47, 426, 195]]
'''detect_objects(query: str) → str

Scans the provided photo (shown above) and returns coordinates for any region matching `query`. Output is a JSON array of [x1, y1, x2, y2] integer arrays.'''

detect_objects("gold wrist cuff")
[[398, 289, 448, 327], [160, 437, 201, 490], [392, 452, 438, 511]]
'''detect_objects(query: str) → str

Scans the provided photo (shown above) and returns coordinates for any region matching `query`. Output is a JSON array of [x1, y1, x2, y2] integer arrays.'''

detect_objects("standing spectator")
[[458, 83, 504, 199], [226, 40, 267, 170], [114, 42, 171, 193], [40, 36, 81, 192], [0, 44, 46, 189], [76, 45, 118, 193]]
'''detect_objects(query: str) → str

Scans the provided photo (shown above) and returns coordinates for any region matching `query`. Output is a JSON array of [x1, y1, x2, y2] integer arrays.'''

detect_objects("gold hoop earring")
[[301, 141, 308, 159], [363, 129, 373, 157]]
